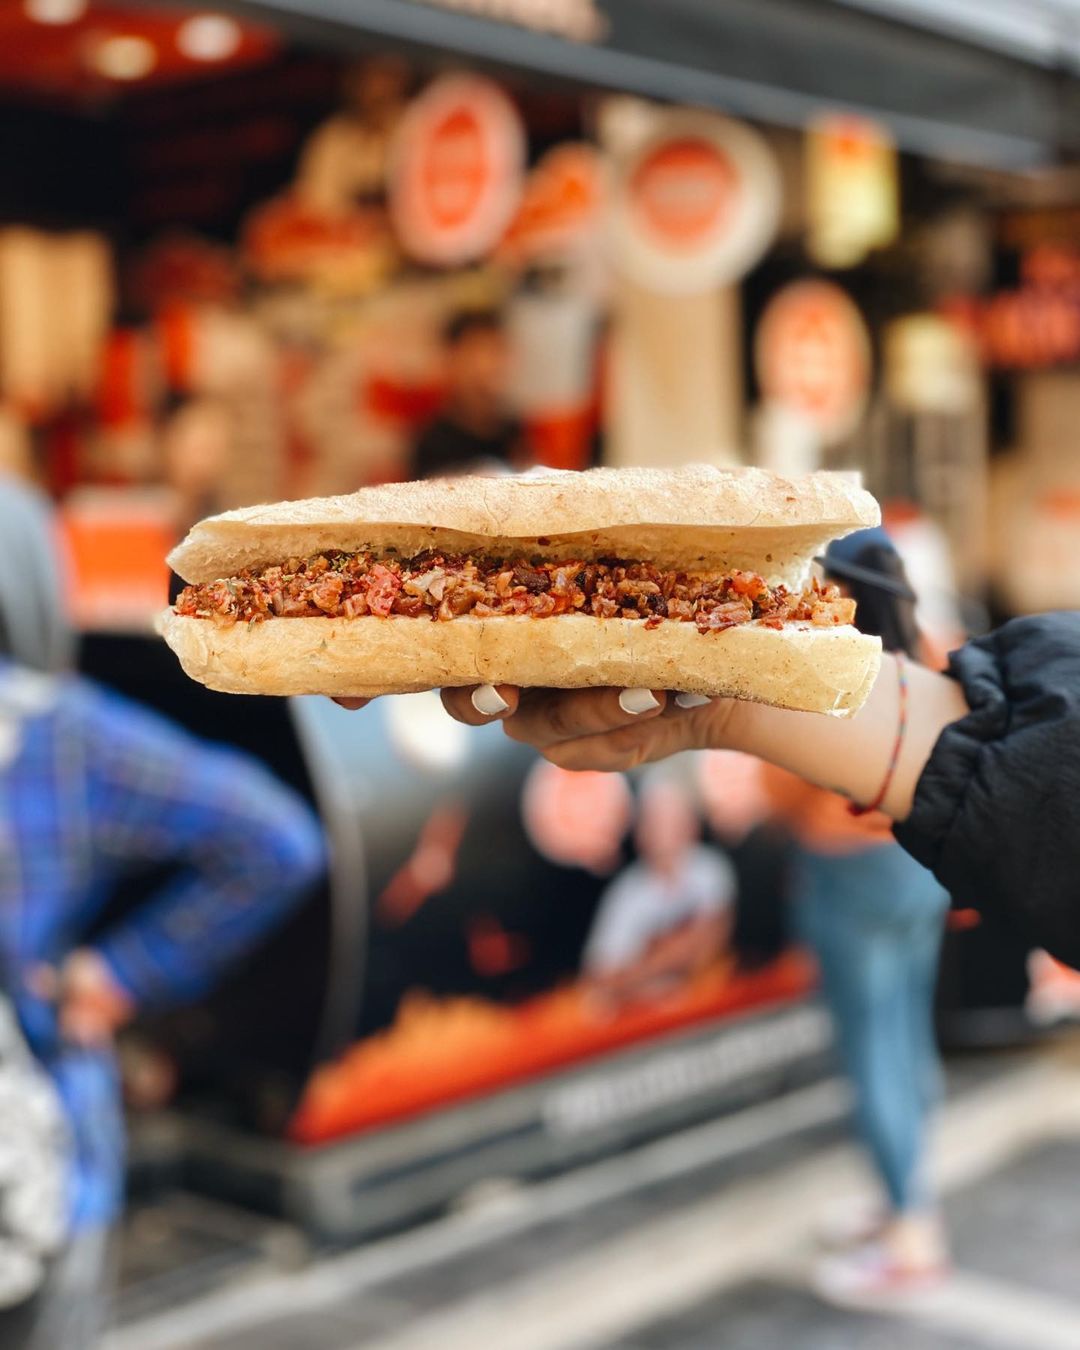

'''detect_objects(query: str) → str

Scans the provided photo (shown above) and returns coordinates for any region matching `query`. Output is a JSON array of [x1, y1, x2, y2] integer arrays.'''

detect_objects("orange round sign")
[[390, 75, 525, 266], [631, 138, 737, 250], [421, 106, 486, 231], [613, 112, 780, 294], [755, 280, 871, 440]]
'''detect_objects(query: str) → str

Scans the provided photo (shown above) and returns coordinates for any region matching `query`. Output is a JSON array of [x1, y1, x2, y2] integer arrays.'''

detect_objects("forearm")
[[440, 648, 973, 814], [719, 654, 969, 821], [96, 815, 324, 1005]]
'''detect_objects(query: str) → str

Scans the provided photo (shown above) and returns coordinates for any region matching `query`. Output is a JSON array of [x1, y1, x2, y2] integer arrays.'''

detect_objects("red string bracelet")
[[849, 652, 908, 817]]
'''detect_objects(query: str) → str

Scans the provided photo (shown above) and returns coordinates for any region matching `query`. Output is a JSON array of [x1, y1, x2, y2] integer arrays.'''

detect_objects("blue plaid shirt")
[[0, 662, 325, 1229]]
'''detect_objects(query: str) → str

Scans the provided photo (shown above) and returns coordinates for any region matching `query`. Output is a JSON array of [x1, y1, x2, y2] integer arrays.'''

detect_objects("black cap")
[[816, 527, 917, 601]]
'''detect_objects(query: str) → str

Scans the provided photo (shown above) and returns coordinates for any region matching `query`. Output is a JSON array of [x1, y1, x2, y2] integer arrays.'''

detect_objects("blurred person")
[[695, 750, 795, 967], [162, 396, 231, 538], [582, 776, 735, 1011], [410, 309, 528, 480], [883, 503, 967, 654], [296, 57, 411, 215], [762, 528, 950, 1302], [163, 397, 234, 616], [0, 405, 34, 483], [0, 475, 325, 1348]]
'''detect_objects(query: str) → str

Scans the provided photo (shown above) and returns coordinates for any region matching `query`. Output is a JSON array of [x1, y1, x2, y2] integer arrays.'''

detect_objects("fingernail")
[[619, 688, 661, 715], [472, 684, 509, 717], [675, 692, 712, 709]]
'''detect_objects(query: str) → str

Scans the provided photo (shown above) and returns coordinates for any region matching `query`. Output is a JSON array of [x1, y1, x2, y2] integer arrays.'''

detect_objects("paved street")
[[108, 1034, 1080, 1350]]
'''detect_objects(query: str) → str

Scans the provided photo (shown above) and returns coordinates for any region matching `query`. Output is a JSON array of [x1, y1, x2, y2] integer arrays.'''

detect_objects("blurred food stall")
[[0, 0, 1077, 1252]]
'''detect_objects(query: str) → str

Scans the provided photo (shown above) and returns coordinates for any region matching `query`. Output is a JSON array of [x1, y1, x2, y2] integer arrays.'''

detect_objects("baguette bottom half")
[[157, 611, 882, 715]]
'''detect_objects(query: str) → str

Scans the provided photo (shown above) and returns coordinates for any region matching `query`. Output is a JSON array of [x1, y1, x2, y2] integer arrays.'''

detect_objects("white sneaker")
[[813, 1237, 950, 1309]]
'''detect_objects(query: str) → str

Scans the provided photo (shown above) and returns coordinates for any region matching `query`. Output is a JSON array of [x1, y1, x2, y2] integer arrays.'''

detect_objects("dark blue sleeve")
[[895, 612, 1080, 968], [73, 683, 326, 1004]]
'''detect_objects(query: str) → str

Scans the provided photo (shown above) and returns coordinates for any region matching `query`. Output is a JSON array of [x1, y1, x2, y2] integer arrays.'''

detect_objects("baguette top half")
[[169, 466, 879, 587]]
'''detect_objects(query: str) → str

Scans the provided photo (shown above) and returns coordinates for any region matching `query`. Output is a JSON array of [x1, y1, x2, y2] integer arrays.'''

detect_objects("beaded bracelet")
[[848, 652, 908, 817]]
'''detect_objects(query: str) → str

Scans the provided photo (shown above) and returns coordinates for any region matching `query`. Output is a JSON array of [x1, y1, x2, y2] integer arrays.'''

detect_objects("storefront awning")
[[219, 0, 1080, 168], [836, 0, 1080, 71]]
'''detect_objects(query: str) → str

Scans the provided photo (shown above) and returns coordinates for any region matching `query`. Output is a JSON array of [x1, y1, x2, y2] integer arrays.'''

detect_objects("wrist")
[[701, 695, 759, 753]]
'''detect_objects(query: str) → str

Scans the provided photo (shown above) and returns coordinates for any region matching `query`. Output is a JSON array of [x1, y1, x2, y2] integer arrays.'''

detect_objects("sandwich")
[[158, 465, 882, 714]]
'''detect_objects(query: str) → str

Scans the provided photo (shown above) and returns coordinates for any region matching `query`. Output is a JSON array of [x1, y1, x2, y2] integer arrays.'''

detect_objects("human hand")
[[30, 950, 135, 1049], [439, 684, 738, 772]]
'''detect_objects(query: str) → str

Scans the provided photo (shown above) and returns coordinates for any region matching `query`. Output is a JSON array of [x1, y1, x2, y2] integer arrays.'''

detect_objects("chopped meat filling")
[[176, 552, 855, 635]]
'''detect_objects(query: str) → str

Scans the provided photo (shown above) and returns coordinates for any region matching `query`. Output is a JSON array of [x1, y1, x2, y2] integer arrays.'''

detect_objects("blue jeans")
[[793, 844, 949, 1213]]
